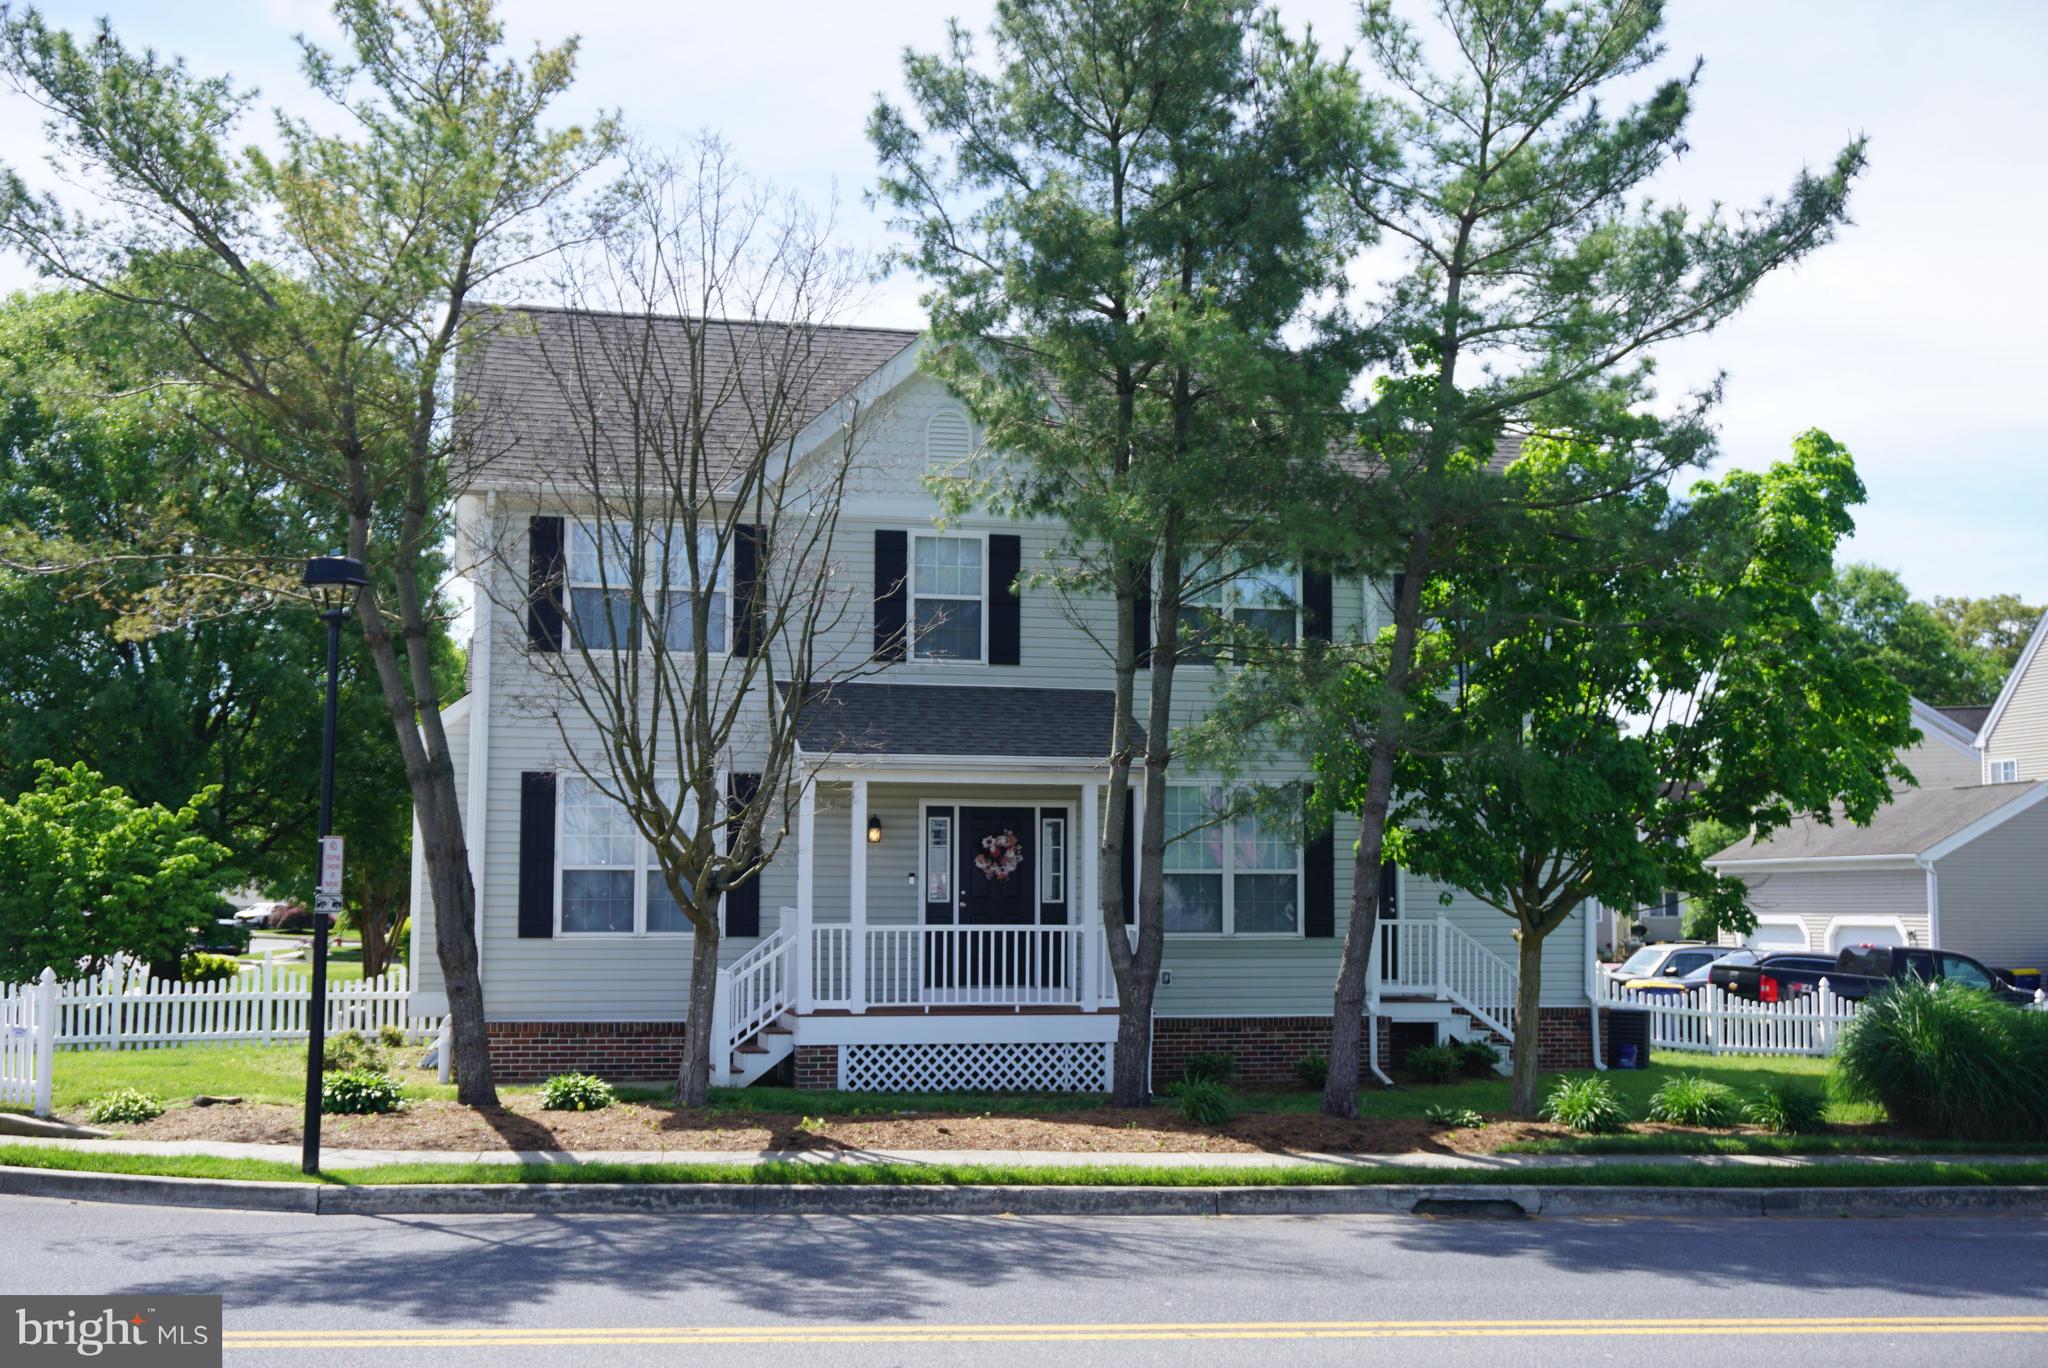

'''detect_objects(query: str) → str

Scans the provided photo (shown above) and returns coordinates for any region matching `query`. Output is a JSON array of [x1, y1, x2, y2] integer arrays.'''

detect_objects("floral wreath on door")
[[974, 829, 1023, 882]]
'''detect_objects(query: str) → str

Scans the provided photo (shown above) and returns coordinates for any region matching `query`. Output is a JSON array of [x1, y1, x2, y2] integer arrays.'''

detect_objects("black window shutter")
[[1303, 804, 1335, 938], [723, 772, 762, 937], [1119, 795, 1136, 925], [1389, 571, 1407, 623], [517, 772, 557, 938], [874, 529, 908, 662], [527, 517, 565, 652], [989, 534, 1022, 665], [1303, 569, 1334, 643], [1132, 589, 1152, 668], [733, 524, 765, 657], [1378, 858, 1399, 918]]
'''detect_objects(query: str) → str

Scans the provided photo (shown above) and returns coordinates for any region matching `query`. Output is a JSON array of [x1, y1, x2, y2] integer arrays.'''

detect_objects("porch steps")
[[726, 1014, 795, 1088], [1440, 1008, 1513, 1076]]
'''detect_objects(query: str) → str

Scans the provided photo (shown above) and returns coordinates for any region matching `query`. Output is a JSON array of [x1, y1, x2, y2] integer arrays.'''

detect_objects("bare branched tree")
[[476, 139, 887, 1104]]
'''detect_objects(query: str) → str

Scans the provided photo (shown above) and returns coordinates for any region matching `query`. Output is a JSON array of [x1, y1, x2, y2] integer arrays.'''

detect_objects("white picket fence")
[[1599, 977, 1862, 1057], [0, 954, 442, 1116]]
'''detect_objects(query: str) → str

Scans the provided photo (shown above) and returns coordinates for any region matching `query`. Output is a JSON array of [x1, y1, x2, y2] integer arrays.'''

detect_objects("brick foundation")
[[1534, 1006, 1607, 1071], [794, 1044, 840, 1090], [485, 1021, 689, 1083], [1150, 1016, 1395, 1085]]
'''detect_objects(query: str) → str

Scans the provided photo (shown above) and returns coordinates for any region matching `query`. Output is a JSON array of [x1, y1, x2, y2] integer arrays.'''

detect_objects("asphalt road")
[[6, 1195, 2047, 1366]]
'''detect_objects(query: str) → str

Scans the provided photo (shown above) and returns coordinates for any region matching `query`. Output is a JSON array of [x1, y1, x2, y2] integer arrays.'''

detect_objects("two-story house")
[[405, 310, 1604, 1093]]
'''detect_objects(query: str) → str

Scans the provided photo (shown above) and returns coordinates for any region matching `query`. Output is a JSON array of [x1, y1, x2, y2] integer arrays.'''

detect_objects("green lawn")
[[35, 1043, 456, 1114], [243, 946, 380, 984]]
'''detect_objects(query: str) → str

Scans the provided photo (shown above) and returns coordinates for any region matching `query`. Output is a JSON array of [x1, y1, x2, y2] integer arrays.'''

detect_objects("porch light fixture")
[[867, 814, 884, 844]]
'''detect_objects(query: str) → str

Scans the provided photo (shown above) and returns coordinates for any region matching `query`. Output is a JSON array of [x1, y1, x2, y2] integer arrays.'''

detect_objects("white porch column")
[[1080, 781, 1100, 1011], [850, 778, 869, 1014], [796, 779, 816, 938]]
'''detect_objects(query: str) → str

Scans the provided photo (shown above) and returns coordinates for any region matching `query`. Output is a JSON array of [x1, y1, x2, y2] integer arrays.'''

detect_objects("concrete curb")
[[7, 1164, 2048, 1219]]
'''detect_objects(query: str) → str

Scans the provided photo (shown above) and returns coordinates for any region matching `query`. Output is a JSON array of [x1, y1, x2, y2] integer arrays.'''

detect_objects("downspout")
[[1366, 869, 1395, 1088], [1915, 857, 1940, 948], [1584, 898, 1606, 1071], [464, 492, 496, 993]]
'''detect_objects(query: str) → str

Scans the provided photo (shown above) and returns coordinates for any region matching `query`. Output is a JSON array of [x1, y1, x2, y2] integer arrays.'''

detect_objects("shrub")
[[180, 952, 242, 983], [321, 1030, 389, 1076], [539, 1073, 616, 1112], [84, 1088, 164, 1125], [1456, 1038, 1503, 1077], [1424, 1104, 1484, 1129], [376, 1024, 408, 1050], [1835, 978, 2048, 1141], [1181, 1050, 1237, 1085], [1646, 1073, 1738, 1128], [1164, 1078, 1237, 1126], [321, 1068, 404, 1115], [1294, 1052, 1330, 1090], [1540, 1076, 1630, 1134], [1741, 1080, 1828, 1135], [1403, 1043, 1463, 1085], [264, 902, 312, 931]]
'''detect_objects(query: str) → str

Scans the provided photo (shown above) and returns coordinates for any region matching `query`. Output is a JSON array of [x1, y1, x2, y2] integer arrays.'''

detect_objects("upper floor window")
[[1177, 563, 1299, 663], [911, 533, 985, 662], [567, 521, 727, 653], [558, 773, 708, 936], [1160, 785, 1301, 936], [1990, 758, 2020, 783]]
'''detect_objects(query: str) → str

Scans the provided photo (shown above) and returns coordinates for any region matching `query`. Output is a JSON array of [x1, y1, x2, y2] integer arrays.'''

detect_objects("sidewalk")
[[10, 1135, 2043, 1172]]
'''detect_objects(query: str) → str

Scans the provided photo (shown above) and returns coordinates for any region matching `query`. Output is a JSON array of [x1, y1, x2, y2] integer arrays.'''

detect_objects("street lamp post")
[[301, 554, 367, 1176]]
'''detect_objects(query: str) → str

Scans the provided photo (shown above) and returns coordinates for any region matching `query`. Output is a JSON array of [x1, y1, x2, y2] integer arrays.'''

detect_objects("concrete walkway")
[[6, 1135, 2039, 1171]]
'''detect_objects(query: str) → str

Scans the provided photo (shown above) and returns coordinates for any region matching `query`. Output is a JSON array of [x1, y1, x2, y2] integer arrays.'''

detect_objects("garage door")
[[1746, 922, 1809, 950], [1826, 920, 1906, 954]]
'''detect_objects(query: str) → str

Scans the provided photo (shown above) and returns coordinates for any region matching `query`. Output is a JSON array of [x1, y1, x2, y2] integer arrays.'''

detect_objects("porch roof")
[[790, 683, 1138, 763]]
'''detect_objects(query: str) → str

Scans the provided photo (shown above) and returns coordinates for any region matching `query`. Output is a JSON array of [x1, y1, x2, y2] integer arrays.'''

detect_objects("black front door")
[[957, 806, 1036, 925]]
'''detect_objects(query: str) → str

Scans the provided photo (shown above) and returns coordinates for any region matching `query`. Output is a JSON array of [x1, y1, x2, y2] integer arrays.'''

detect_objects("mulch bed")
[[104, 1095, 1695, 1156]]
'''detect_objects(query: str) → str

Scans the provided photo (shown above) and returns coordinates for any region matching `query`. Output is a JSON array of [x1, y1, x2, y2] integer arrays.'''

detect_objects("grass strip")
[[6, 1144, 2048, 1189]]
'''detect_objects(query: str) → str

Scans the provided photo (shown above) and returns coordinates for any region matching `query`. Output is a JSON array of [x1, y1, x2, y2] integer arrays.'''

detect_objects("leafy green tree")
[[0, 289, 444, 980], [1931, 592, 2042, 680], [0, 1, 607, 1103], [871, 0, 1361, 1102], [1230, 0, 1869, 1118], [1345, 431, 1910, 1111], [0, 761, 231, 983], [1818, 564, 2001, 705]]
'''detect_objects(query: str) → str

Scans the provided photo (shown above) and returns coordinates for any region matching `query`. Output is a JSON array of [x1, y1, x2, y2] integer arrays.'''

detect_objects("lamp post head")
[[301, 554, 368, 612]]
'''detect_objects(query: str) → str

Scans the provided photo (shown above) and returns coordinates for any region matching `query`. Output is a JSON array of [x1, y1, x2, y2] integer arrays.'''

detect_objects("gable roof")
[[1933, 704, 1992, 737], [1912, 697, 1982, 751], [1707, 781, 2048, 866], [1977, 611, 2048, 749], [455, 305, 921, 494]]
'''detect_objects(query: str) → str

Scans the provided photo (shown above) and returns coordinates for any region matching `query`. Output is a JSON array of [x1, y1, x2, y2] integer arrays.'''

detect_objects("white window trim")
[[555, 771, 724, 939], [906, 529, 991, 664], [564, 519, 732, 656], [1989, 757, 2019, 784], [1173, 562, 1303, 667], [917, 799, 1074, 922], [1040, 814, 1067, 907], [1160, 784, 1304, 939]]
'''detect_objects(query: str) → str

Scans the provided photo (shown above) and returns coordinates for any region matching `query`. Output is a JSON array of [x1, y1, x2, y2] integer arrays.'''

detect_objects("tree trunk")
[[415, 779, 496, 1105], [1509, 925, 1547, 1115], [678, 914, 721, 1108], [1323, 734, 1394, 1118]]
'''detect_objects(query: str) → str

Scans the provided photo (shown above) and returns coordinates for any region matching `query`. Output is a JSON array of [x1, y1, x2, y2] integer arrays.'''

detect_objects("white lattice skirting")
[[839, 1041, 1113, 1093]]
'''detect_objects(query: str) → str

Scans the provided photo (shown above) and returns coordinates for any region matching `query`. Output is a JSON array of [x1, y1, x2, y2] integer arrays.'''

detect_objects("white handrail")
[[721, 926, 795, 1060], [1374, 917, 1518, 1041]]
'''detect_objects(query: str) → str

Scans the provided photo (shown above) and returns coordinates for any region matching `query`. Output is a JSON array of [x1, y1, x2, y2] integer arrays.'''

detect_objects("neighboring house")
[[1977, 612, 2048, 784], [1897, 697, 1984, 790], [406, 310, 1601, 1093], [1706, 781, 2048, 974]]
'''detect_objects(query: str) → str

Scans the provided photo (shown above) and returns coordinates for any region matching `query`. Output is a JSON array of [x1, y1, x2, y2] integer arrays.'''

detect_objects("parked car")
[[1605, 941, 1720, 987], [1623, 949, 1837, 997], [232, 900, 280, 926], [1710, 944, 2032, 1005]]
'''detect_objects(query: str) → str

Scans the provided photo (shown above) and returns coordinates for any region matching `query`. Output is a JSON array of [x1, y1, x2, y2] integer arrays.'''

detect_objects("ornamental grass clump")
[[1834, 979, 2048, 1140], [539, 1073, 616, 1112], [84, 1088, 164, 1125], [1165, 1079, 1237, 1126], [1740, 1080, 1827, 1135], [1539, 1076, 1629, 1134], [1646, 1073, 1738, 1128]]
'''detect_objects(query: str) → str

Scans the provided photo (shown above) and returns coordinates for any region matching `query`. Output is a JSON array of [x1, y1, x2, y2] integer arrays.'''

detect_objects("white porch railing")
[[798, 908, 1118, 1012], [1372, 916, 1518, 1041]]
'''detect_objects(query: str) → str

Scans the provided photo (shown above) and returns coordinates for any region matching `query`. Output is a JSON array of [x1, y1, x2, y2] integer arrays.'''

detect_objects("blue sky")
[[2, 0, 2041, 603]]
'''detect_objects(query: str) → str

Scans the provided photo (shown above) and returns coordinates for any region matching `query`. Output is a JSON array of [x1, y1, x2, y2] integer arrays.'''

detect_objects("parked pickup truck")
[[1710, 945, 2033, 1005]]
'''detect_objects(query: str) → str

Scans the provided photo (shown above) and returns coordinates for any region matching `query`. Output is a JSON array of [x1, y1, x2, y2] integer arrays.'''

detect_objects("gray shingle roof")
[[1708, 782, 2045, 864], [454, 306, 920, 494], [788, 683, 1138, 760], [1935, 704, 1992, 735]]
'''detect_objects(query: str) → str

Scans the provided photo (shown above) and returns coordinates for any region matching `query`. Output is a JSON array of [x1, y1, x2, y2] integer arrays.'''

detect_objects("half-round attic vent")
[[925, 408, 972, 463]]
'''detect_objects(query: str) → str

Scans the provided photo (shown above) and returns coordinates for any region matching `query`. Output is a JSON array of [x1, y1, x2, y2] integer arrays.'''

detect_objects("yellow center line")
[[221, 1316, 2048, 1348]]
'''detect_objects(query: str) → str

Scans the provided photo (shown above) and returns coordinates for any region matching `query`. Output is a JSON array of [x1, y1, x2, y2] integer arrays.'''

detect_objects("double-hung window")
[[910, 533, 985, 662], [1990, 758, 2019, 784], [1176, 563, 1299, 663], [1161, 785, 1301, 935], [558, 774, 706, 935], [567, 521, 728, 653]]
